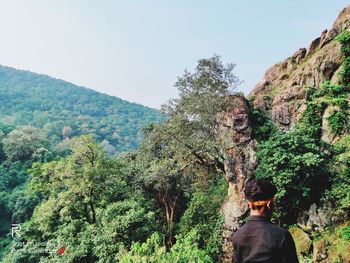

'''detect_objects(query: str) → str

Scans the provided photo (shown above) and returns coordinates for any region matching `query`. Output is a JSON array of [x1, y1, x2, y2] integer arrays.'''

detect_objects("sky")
[[0, 1, 349, 109]]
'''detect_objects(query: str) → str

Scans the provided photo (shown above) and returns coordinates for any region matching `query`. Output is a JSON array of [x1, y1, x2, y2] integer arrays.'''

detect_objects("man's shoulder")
[[267, 222, 289, 233], [233, 220, 289, 237]]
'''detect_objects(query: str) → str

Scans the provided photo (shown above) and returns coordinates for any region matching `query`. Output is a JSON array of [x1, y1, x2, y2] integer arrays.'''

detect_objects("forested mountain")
[[0, 65, 163, 154]]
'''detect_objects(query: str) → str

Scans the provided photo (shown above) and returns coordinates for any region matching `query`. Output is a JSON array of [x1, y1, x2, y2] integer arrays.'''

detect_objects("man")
[[232, 179, 299, 263]]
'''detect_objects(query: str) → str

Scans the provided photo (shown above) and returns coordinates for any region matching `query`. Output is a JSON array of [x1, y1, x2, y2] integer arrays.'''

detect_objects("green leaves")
[[326, 135, 350, 215], [255, 125, 328, 223], [93, 198, 157, 262], [178, 176, 226, 261], [2, 126, 49, 162], [336, 31, 350, 57], [159, 55, 240, 175], [251, 108, 277, 142], [118, 230, 213, 263], [4, 136, 159, 262]]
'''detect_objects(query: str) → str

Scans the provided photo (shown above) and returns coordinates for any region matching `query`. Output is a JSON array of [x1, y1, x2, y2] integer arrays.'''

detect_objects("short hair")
[[244, 178, 277, 201]]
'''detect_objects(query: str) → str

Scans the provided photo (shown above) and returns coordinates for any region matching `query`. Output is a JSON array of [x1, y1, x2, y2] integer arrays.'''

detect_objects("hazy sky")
[[0, 1, 349, 108]]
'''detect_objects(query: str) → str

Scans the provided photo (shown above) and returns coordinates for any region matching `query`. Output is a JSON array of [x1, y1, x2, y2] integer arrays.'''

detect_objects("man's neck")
[[250, 210, 266, 217], [250, 208, 272, 220]]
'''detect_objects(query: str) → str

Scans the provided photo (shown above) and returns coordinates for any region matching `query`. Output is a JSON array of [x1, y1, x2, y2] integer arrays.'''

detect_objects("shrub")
[[255, 124, 329, 223]]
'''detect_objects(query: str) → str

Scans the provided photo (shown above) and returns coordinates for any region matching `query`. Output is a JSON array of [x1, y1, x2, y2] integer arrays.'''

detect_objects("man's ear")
[[248, 202, 253, 209], [267, 201, 271, 209], [267, 198, 274, 209]]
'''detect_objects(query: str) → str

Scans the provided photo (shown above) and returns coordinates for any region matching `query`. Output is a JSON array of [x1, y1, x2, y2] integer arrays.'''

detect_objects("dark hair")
[[244, 178, 277, 201]]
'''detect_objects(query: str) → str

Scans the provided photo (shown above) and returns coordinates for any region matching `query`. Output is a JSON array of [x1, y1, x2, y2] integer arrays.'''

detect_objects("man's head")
[[244, 178, 277, 217]]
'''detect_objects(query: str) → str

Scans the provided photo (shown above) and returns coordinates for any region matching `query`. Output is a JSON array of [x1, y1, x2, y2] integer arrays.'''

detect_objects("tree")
[[136, 126, 191, 248], [135, 55, 240, 247], [62, 126, 73, 140], [160, 55, 240, 174], [2, 126, 48, 162], [6, 135, 157, 262], [93, 197, 157, 262], [28, 135, 128, 227]]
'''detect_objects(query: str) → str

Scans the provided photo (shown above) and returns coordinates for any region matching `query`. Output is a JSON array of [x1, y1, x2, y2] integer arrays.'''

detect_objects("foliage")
[[160, 55, 240, 174], [5, 136, 157, 262], [339, 56, 350, 84], [328, 109, 349, 135], [118, 230, 213, 263], [312, 31, 350, 134], [251, 108, 277, 142], [93, 197, 157, 262], [306, 81, 349, 136], [0, 159, 37, 254], [336, 30, 350, 56], [178, 175, 226, 260], [132, 55, 239, 248], [302, 101, 325, 137], [255, 124, 329, 223], [336, 31, 350, 83], [325, 135, 350, 216], [312, 225, 350, 263], [4, 48, 350, 261], [341, 225, 350, 241], [135, 124, 192, 247], [2, 126, 49, 162], [0, 55, 240, 261]]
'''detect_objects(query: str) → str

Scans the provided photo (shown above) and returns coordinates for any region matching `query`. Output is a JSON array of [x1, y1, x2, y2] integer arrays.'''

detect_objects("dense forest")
[[1, 20, 350, 263], [0, 65, 164, 154], [0, 56, 232, 262]]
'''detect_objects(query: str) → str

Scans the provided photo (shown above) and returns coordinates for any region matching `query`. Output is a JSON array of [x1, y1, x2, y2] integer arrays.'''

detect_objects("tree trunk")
[[159, 192, 179, 248]]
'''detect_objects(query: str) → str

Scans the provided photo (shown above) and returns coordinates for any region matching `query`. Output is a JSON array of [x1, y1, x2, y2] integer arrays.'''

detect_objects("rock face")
[[297, 203, 335, 232], [322, 105, 341, 144], [249, 5, 350, 131], [313, 240, 329, 263], [217, 95, 257, 262], [217, 6, 350, 262]]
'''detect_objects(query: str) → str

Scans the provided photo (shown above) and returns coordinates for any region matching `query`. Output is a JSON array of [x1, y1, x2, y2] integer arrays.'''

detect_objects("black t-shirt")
[[232, 216, 299, 263]]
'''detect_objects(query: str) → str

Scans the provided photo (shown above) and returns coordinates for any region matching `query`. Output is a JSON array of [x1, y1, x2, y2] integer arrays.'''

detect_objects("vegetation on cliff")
[[252, 29, 350, 261]]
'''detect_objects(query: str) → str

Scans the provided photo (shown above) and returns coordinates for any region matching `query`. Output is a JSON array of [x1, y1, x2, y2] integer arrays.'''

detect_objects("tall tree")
[[160, 55, 240, 174], [136, 55, 239, 247]]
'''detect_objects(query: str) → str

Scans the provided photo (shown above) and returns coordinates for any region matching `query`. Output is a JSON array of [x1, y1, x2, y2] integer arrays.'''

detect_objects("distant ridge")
[[0, 65, 164, 154]]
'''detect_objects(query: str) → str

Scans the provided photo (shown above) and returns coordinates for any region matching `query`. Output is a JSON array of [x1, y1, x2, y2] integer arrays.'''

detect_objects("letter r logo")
[[11, 224, 21, 238]]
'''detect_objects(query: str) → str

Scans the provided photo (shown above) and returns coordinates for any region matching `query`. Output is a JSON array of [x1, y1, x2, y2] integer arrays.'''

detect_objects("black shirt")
[[232, 216, 299, 263]]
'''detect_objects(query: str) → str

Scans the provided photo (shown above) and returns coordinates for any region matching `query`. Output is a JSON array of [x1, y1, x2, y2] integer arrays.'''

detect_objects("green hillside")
[[0, 65, 163, 154]]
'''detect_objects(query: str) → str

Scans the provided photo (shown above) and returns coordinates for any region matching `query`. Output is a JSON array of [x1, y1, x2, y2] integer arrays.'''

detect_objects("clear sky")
[[0, 1, 349, 108]]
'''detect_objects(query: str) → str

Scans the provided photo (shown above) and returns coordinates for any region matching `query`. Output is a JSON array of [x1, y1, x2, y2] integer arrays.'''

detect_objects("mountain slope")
[[249, 5, 350, 139], [0, 65, 163, 153]]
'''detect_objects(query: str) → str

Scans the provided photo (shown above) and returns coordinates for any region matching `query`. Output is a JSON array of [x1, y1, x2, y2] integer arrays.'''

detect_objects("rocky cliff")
[[250, 5, 350, 140], [219, 5, 350, 262], [217, 96, 257, 262]]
